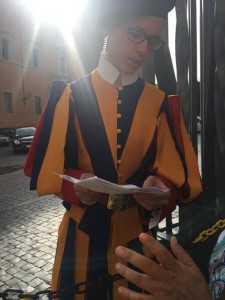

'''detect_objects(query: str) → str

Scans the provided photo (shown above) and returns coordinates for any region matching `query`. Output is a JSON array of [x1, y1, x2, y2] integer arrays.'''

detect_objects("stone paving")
[[0, 170, 65, 296], [0, 152, 180, 299], [0, 170, 178, 299], [0, 136, 201, 299]]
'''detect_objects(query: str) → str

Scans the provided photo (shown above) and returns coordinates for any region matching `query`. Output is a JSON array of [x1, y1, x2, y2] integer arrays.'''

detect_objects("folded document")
[[54, 173, 166, 195]]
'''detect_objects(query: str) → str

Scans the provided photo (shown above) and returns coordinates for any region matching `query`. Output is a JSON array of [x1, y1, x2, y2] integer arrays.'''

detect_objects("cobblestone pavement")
[[0, 146, 181, 299], [0, 170, 178, 299], [0, 170, 65, 296]]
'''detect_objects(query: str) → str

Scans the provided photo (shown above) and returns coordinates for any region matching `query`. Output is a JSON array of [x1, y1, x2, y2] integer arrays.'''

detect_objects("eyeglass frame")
[[127, 27, 164, 51]]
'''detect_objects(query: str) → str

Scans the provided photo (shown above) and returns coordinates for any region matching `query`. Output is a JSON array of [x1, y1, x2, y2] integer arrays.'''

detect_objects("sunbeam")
[[21, 0, 88, 46]]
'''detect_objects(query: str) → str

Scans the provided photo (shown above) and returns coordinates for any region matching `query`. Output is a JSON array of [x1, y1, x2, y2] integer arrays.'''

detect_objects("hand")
[[133, 176, 171, 211], [115, 233, 212, 300], [73, 173, 103, 205]]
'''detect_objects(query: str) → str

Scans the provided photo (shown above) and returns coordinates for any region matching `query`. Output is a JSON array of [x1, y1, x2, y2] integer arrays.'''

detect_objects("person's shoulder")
[[143, 80, 165, 98], [143, 81, 180, 100], [144, 80, 161, 91], [48, 80, 69, 100], [69, 73, 92, 89], [51, 80, 67, 91]]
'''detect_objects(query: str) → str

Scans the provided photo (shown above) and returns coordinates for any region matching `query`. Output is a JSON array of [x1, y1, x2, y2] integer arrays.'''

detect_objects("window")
[[57, 47, 67, 76], [0, 32, 15, 61], [34, 96, 42, 114], [59, 55, 67, 76], [29, 46, 41, 68], [4, 92, 13, 113], [2, 38, 10, 59]]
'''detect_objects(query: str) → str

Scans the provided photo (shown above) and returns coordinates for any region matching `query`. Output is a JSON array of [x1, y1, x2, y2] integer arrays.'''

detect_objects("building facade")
[[0, 0, 83, 130]]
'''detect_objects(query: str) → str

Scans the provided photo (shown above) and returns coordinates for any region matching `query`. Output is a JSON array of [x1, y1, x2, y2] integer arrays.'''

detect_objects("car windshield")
[[16, 127, 35, 137]]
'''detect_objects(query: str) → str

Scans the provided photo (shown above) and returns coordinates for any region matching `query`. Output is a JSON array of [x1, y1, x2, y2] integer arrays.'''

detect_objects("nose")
[[136, 38, 150, 55]]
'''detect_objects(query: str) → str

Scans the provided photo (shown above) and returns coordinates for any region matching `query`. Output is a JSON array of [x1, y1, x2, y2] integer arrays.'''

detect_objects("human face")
[[106, 16, 165, 74]]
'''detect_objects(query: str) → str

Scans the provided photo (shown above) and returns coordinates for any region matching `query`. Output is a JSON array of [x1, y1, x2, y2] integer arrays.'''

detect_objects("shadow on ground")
[[0, 166, 23, 175]]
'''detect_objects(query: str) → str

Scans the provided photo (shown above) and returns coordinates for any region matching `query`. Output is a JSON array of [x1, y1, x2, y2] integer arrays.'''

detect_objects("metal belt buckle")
[[107, 194, 130, 211]]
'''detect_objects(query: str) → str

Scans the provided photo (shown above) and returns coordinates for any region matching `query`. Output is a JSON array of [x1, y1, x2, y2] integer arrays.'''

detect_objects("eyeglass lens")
[[127, 28, 164, 50]]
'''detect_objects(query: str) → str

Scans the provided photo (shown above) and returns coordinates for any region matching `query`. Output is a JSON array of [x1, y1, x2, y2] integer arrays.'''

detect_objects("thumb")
[[80, 173, 94, 180], [170, 236, 198, 269]]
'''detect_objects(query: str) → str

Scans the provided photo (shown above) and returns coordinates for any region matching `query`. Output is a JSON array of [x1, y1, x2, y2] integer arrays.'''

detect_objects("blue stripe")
[[71, 75, 118, 183], [60, 217, 76, 300], [30, 81, 67, 190]]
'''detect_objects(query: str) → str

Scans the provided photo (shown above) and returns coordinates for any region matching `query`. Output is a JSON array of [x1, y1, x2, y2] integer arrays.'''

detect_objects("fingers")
[[134, 197, 169, 211], [134, 190, 170, 201], [115, 246, 156, 278], [80, 173, 94, 180], [115, 240, 174, 282], [115, 262, 155, 294], [73, 184, 100, 204], [74, 184, 89, 193], [139, 234, 197, 272], [138, 234, 177, 271], [143, 176, 170, 193], [117, 285, 153, 300], [133, 182, 171, 211], [170, 236, 199, 269]]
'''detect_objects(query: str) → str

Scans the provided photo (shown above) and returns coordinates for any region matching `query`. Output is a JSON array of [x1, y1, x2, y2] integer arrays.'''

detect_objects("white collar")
[[97, 52, 139, 86]]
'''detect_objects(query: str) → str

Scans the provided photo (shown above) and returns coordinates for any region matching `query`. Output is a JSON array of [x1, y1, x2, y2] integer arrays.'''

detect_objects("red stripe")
[[168, 95, 184, 153], [24, 103, 48, 177], [61, 169, 82, 205]]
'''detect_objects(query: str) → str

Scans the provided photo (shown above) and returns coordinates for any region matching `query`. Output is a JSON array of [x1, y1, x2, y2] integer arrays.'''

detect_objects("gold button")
[[117, 128, 121, 134], [117, 99, 122, 105], [117, 144, 121, 149], [117, 113, 122, 119], [117, 159, 122, 164], [118, 86, 123, 91], [118, 174, 123, 178]]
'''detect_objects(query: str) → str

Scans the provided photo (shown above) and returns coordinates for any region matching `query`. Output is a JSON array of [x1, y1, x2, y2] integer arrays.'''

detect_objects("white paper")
[[54, 173, 166, 196], [148, 208, 162, 229]]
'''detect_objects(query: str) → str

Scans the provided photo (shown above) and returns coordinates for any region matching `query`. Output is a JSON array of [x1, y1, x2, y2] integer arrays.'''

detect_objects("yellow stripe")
[[51, 206, 88, 300], [37, 85, 71, 195], [119, 83, 165, 183], [69, 206, 89, 300]]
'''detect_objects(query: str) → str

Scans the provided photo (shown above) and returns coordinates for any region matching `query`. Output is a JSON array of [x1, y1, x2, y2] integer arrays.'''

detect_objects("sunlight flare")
[[21, 0, 87, 45]]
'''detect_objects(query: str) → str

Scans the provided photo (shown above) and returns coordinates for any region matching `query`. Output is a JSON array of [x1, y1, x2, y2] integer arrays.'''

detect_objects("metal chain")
[[0, 274, 123, 300], [192, 219, 225, 244]]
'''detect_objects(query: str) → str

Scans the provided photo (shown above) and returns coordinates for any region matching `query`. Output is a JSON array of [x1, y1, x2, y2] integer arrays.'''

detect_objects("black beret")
[[98, 0, 176, 25]]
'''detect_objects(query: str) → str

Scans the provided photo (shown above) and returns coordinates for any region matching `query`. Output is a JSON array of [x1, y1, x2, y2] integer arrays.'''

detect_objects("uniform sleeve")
[[24, 82, 81, 197], [153, 98, 202, 219], [154, 102, 201, 203]]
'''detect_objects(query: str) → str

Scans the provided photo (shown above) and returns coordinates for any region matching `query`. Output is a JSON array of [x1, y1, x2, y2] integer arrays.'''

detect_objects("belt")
[[98, 194, 137, 211]]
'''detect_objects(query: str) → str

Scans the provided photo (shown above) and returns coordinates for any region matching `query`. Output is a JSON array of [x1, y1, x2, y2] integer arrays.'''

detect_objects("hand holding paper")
[[54, 172, 166, 196], [55, 172, 171, 229], [133, 175, 171, 211]]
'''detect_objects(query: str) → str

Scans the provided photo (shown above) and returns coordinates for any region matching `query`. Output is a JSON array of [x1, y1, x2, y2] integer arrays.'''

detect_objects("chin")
[[123, 66, 140, 74]]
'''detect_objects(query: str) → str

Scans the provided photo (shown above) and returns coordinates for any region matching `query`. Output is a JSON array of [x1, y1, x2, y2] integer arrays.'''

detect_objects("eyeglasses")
[[127, 27, 164, 51]]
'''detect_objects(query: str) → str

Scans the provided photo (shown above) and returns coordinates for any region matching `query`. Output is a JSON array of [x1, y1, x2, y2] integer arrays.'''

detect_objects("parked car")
[[12, 127, 36, 154], [0, 135, 11, 147], [0, 128, 14, 139]]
